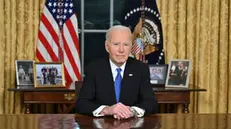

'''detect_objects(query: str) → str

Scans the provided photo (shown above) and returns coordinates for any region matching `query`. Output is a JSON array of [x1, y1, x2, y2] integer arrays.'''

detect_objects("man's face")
[[105, 29, 132, 67], [157, 69, 161, 74], [178, 62, 183, 67], [152, 68, 157, 74]]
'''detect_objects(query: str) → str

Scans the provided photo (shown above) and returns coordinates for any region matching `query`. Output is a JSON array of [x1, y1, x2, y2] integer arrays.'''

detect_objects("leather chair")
[[75, 81, 83, 113], [75, 81, 83, 99]]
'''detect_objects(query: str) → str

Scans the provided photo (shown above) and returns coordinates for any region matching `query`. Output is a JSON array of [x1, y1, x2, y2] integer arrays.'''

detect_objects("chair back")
[[75, 81, 83, 99]]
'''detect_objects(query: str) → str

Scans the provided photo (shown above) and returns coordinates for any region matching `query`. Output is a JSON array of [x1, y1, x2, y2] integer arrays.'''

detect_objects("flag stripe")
[[36, 49, 46, 62], [131, 43, 142, 54], [41, 13, 59, 46], [65, 16, 80, 54], [63, 19, 81, 70], [64, 66, 73, 86], [63, 53, 77, 81], [39, 22, 59, 57], [38, 31, 59, 61], [72, 14, 79, 35], [62, 32, 81, 80], [37, 39, 52, 61], [43, 6, 60, 36]]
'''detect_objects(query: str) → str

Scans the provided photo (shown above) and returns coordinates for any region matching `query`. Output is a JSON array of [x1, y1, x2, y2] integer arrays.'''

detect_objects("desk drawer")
[[155, 92, 190, 103], [23, 92, 76, 103]]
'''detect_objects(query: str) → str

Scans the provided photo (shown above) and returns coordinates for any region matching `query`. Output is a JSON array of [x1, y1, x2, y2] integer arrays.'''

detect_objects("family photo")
[[149, 65, 167, 85], [15, 60, 34, 85], [166, 60, 191, 87], [34, 63, 64, 87]]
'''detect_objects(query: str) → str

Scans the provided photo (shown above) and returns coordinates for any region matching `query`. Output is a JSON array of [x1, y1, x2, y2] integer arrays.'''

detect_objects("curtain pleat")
[[218, 0, 229, 113], [0, 0, 5, 114]]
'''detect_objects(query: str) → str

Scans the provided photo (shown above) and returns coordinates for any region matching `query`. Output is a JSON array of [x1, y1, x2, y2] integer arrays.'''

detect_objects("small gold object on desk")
[[64, 93, 75, 101]]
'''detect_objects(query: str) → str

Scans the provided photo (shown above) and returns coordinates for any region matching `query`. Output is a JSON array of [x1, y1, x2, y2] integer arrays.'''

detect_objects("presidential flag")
[[122, 0, 165, 64], [36, 0, 81, 89]]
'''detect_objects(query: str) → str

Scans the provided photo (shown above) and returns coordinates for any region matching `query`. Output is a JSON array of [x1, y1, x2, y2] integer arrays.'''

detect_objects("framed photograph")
[[33, 62, 65, 88], [15, 60, 35, 86], [149, 64, 168, 85], [165, 59, 191, 88]]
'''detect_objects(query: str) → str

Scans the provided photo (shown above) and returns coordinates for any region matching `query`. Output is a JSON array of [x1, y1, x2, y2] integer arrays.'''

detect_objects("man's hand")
[[100, 103, 134, 119]]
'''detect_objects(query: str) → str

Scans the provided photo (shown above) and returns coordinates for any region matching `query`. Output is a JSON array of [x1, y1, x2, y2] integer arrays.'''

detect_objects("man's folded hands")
[[100, 102, 134, 120]]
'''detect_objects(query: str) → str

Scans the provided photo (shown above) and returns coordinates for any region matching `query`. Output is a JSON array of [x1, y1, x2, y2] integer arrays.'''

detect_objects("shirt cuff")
[[131, 106, 145, 117], [92, 105, 108, 117]]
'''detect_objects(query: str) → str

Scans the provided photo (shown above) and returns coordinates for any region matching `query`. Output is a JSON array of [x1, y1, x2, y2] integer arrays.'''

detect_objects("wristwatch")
[[130, 107, 137, 117]]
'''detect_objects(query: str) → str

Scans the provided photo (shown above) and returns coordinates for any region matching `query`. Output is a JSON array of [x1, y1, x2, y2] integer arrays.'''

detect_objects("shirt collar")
[[109, 59, 126, 73]]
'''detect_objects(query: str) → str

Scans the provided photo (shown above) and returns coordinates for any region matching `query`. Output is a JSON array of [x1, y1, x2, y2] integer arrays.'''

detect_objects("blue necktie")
[[115, 68, 122, 103]]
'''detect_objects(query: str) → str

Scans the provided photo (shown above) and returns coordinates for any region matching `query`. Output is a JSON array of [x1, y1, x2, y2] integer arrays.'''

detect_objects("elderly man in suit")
[[76, 25, 158, 120]]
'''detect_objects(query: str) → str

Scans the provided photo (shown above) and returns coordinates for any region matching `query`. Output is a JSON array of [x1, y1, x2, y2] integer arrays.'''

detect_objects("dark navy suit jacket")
[[76, 57, 158, 116]]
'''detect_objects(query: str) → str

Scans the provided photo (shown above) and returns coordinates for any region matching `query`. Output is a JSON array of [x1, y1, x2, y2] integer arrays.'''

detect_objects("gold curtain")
[[0, 0, 45, 114], [0, 0, 230, 114], [157, 0, 231, 113]]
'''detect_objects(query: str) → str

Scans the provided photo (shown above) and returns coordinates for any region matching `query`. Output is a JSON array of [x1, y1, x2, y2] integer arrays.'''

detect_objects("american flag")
[[131, 38, 143, 54], [36, 0, 81, 89]]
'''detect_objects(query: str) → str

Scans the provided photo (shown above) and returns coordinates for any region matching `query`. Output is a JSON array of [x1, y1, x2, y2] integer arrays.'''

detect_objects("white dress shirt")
[[93, 59, 145, 117]]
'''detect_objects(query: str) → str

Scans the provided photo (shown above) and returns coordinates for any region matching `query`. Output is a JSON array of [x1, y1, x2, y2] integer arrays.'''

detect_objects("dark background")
[[73, 0, 126, 68]]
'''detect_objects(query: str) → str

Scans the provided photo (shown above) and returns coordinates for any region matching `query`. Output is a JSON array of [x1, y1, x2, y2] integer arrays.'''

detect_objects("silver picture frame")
[[165, 59, 191, 88], [149, 64, 168, 85], [15, 60, 35, 86]]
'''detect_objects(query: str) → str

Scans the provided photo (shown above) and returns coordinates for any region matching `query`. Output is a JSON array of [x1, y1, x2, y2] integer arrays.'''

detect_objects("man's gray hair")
[[105, 25, 133, 41]]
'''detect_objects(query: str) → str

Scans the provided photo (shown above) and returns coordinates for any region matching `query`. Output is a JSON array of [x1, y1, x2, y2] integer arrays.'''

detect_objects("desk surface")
[[8, 87, 206, 92], [0, 114, 230, 129]]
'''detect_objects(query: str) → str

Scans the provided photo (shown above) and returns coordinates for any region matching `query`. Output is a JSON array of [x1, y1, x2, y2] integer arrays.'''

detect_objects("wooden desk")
[[8, 87, 206, 114], [8, 88, 76, 114], [0, 114, 230, 129], [153, 87, 206, 113]]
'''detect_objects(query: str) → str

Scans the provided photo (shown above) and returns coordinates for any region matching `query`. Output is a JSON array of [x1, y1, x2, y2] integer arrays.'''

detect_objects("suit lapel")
[[103, 57, 117, 103], [120, 58, 133, 102]]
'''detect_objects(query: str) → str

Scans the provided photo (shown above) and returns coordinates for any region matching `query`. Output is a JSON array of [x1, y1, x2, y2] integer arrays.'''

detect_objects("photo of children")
[[15, 60, 34, 85]]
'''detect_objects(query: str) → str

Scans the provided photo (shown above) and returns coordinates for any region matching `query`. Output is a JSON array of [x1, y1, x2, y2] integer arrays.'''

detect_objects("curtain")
[[158, 0, 231, 113], [0, 0, 45, 114], [0, 0, 230, 114]]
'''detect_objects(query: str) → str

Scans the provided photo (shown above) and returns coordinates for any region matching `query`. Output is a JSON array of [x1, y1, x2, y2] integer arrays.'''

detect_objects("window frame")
[[79, 0, 115, 76]]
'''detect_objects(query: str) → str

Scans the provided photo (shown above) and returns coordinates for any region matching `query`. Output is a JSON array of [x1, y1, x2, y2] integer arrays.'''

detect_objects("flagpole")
[[140, 0, 146, 63], [57, 0, 64, 62]]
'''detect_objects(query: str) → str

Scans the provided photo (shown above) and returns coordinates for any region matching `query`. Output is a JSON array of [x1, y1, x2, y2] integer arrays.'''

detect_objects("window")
[[73, 0, 126, 73]]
